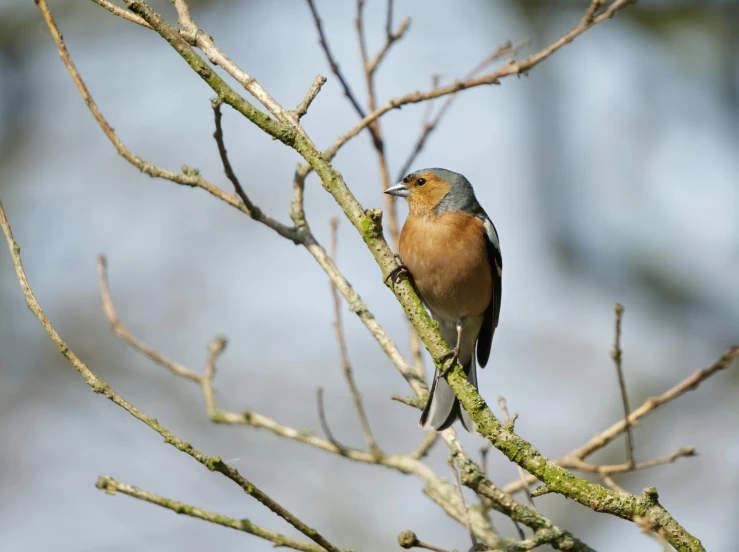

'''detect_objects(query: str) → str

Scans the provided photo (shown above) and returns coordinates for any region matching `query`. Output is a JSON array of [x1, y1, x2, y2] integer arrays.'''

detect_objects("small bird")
[[385, 168, 502, 433]]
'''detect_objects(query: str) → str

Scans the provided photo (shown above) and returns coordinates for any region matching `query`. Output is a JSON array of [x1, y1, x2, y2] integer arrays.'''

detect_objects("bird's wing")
[[475, 211, 501, 368]]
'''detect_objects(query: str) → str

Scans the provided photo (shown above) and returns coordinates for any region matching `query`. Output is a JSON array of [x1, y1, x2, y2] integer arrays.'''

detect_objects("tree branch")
[[611, 303, 634, 466], [95, 476, 326, 552], [295, 75, 328, 120], [304, 0, 366, 118], [91, 0, 149, 27]]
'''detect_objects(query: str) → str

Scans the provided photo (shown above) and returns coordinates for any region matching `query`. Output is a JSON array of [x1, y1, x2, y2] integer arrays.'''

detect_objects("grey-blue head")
[[384, 167, 479, 215]]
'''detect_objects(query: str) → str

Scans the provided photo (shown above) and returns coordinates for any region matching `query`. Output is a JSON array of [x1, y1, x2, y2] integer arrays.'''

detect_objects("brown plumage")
[[385, 168, 502, 433]]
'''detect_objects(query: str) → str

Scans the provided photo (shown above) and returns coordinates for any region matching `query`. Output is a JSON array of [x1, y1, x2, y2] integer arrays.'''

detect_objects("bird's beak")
[[384, 183, 411, 197]]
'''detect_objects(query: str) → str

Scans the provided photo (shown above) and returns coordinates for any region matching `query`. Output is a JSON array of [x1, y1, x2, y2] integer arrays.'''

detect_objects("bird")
[[384, 168, 502, 433]]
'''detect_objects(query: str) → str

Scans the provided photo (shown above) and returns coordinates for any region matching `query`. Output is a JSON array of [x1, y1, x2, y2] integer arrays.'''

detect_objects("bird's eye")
[[416, 178, 427, 186]]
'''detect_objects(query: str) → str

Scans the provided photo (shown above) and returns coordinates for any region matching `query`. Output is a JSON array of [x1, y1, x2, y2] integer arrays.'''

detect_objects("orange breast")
[[399, 211, 492, 322]]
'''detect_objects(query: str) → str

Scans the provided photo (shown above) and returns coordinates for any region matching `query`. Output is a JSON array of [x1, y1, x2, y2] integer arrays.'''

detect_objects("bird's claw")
[[385, 254, 410, 286], [437, 347, 460, 379]]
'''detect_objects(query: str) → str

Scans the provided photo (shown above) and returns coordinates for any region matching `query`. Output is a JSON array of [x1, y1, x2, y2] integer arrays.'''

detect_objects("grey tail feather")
[[419, 357, 479, 434]]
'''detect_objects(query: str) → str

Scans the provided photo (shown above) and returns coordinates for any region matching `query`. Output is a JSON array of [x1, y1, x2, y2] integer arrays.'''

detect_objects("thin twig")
[[410, 431, 438, 460], [305, 0, 366, 118], [95, 476, 325, 552], [395, 40, 528, 183], [500, 529, 571, 552], [328, 217, 381, 456], [498, 396, 536, 510], [601, 474, 628, 494], [295, 75, 328, 119], [316, 387, 345, 452], [203, 336, 227, 418], [397, 530, 452, 552], [501, 347, 739, 495], [212, 100, 253, 211], [97, 255, 201, 383], [611, 302, 634, 467], [449, 455, 477, 548], [569, 447, 696, 476], [0, 195, 343, 552], [91, 0, 149, 27]]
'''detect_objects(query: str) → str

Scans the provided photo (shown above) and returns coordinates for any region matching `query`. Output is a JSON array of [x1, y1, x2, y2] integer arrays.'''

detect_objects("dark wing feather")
[[476, 213, 501, 368]]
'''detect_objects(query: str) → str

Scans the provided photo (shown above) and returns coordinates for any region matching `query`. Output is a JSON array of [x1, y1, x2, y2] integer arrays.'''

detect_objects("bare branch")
[[611, 303, 634, 466], [0, 194, 343, 552], [500, 529, 573, 552], [448, 455, 477, 549], [325, 0, 637, 163], [211, 100, 254, 212], [569, 447, 696, 476], [498, 396, 536, 510], [203, 336, 227, 418], [397, 530, 451, 552], [305, 0, 366, 118], [328, 217, 381, 456], [410, 431, 438, 460], [295, 75, 328, 119], [366, 14, 409, 74], [91, 0, 149, 27], [95, 476, 325, 552], [395, 40, 529, 183], [317, 387, 346, 453], [97, 255, 201, 383]]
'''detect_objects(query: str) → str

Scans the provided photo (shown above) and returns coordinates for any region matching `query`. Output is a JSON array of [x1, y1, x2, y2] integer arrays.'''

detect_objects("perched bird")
[[385, 168, 502, 433]]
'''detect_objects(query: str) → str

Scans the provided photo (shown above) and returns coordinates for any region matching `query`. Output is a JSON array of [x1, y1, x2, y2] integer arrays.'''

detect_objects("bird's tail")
[[419, 357, 478, 434]]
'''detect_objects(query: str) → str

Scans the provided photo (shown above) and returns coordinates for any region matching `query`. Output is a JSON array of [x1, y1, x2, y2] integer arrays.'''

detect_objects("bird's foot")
[[437, 346, 461, 379], [385, 254, 410, 286]]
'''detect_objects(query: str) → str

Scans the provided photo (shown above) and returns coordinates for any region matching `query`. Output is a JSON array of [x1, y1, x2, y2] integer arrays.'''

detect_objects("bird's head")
[[384, 168, 477, 216]]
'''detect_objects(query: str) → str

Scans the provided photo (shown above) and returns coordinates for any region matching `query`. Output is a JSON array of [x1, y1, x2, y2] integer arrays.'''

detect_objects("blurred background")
[[1, 1, 738, 550]]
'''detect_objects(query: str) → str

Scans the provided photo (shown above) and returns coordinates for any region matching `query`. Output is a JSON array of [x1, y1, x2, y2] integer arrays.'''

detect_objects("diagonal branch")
[[294, 75, 328, 120], [91, 0, 149, 27], [211, 99, 254, 211], [95, 476, 325, 552], [395, 40, 528, 183], [0, 196, 343, 552], [305, 0, 366, 118], [97, 255, 201, 383]]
